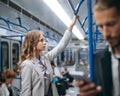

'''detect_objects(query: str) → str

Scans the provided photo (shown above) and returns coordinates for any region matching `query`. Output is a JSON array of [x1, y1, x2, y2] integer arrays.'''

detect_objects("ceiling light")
[[43, 0, 84, 40]]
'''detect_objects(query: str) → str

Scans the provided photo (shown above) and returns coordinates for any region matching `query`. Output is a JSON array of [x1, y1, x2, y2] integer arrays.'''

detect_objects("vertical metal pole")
[[87, 0, 94, 81], [20, 36, 23, 49], [0, 37, 1, 72], [20, 35, 23, 90], [93, 36, 96, 53]]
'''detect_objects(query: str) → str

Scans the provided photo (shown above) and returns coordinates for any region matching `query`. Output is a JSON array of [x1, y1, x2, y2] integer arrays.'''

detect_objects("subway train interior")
[[0, 0, 107, 95]]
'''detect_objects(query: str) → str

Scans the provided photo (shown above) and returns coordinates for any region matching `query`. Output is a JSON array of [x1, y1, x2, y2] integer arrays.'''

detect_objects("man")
[[60, 61, 74, 87], [77, 0, 120, 96]]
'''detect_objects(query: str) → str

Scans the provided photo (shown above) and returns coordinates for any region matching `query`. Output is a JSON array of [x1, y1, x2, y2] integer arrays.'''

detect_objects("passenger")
[[0, 72, 6, 96], [18, 15, 77, 96], [51, 61, 67, 95], [2, 69, 17, 96], [51, 61, 62, 78], [77, 0, 120, 96], [60, 60, 74, 87]]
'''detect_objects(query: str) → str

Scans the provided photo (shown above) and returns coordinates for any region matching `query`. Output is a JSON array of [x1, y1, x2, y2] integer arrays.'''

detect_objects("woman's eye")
[[39, 39, 44, 42]]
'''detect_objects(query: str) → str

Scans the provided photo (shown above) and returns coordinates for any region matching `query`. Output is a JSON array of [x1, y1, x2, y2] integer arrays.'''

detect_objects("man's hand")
[[76, 80, 102, 96]]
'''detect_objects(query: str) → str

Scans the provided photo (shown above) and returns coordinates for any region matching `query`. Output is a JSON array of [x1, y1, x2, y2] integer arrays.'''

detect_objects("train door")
[[0, 39, 10, 71], [10, 40, 21, 90], [10, 41, 20, 72], [0, 39, 20, 72]]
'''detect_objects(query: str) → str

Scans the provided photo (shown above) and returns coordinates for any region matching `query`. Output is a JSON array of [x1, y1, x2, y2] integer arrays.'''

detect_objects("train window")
[[12, 43, 19, 72], [1, 41, 9, 71], [79, 49, 88, 65]]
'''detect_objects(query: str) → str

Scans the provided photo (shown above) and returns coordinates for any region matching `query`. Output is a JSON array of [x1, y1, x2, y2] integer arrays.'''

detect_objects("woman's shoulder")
[[1, 83, 6, 88], [21, 59, 33, 67], [23, 59, 31, 63]]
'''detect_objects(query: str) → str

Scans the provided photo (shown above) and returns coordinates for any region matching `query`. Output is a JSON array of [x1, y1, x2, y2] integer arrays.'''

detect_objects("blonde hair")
[[18, 30, 43, 65]]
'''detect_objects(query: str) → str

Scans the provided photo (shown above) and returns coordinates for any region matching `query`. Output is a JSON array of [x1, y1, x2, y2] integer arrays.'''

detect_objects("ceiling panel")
[[10, 0, 67, 35]]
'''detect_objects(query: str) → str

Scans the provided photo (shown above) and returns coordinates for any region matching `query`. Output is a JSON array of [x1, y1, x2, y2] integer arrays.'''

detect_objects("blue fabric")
[[53, 77, 59, 83]]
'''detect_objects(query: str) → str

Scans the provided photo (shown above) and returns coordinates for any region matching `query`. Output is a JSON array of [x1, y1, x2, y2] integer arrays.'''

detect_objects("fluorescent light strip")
[[43, 0, 84, 40]]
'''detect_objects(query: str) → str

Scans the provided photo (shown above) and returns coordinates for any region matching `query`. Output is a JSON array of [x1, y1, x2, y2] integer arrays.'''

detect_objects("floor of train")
[[65, 86, 79, 96]]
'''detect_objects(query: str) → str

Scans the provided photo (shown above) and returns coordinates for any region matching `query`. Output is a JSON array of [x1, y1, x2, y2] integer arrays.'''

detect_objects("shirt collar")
[[33, 57, 40, 63], [109, 46, 120, 59]]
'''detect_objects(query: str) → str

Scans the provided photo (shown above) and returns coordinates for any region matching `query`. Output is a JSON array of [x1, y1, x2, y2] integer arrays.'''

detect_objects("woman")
[[1, 69, 17, 96], [18, 15, 77, 96]]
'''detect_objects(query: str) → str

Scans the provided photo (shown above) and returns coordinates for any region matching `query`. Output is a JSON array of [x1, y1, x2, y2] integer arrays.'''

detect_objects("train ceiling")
[[0, 0, 95, 36], [0, 0, 106, 49]]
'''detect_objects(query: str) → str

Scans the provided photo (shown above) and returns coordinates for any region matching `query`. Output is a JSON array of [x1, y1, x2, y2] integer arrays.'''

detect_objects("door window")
[[1, 41, 9, 71], [12, 43, 19, 72]]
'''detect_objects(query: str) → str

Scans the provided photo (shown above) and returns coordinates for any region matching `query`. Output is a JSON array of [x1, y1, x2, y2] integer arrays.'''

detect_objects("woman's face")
[[6, 78, 14, 86], [37, 34, 46, 51]]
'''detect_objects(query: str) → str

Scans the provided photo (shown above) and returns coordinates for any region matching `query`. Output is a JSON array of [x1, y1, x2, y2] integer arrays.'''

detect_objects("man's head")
[[61, 61, 65, 66], [94, 0, 120, 48], [51, 61, 56, 69], [94, 0, 120, 15]]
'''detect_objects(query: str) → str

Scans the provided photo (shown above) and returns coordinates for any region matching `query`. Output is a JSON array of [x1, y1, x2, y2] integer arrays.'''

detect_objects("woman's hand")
[[76, 80, 102, 96], [68, 15, 78, 32]]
